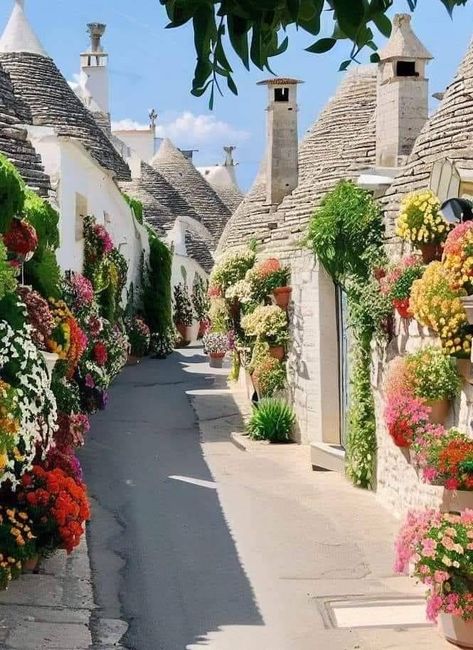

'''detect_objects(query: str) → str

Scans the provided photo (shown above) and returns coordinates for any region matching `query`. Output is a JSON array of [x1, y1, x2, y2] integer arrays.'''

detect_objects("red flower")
[[3, 218, 38, 257], [393, 298, 411, 320], [93, 342, 108, 366]]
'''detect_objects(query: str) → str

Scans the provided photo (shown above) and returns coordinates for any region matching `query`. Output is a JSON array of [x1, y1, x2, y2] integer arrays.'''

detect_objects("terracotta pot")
[[126, 355, 140, 366], [427, 398, 451, 425], [269, 345, 285, 361], [457, 358, 473, 384], [393, 298, 411, 320], [461, 296, 473, 326], [441, 490, 473, 514], [439, 614, 473, 648], [176, 323, 193, 343], [209, 352, 225, 369], [198, 321, 206, 338], [418, 242, 442, 264], [22, 555, 40, 573], [273, 286, 292, 309]]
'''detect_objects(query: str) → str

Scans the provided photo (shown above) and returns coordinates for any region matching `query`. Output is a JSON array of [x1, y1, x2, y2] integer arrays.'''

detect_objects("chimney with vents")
[[258, 77, 302, 206], [376, 14, 432, 167], [80, 23, 109, 121]]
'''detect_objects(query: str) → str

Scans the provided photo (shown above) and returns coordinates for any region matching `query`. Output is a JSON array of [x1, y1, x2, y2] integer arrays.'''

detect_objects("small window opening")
[[396, 61, 418, 77], [274, 87, 289, 102]]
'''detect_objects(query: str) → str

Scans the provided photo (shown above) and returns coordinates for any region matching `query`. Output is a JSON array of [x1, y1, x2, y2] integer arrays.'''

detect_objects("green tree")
[[160, 0, 468, 105]]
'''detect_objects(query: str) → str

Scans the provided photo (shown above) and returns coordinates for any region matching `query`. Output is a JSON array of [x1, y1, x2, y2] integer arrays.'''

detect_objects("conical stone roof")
[[198, 164, 243, 213], [151, 139, 231, 239], [0, 52, 130, 181], [0, 62, 50, 195], [218, 66, 377, 255], [381, 35, 473, 239], [185, 231, 214, 273]]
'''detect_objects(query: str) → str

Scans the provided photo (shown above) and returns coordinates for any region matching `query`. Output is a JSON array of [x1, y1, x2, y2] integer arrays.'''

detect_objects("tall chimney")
[[80, 23, 109, 119], [257, 77, 302, 206], [376, 14, 433, 167]]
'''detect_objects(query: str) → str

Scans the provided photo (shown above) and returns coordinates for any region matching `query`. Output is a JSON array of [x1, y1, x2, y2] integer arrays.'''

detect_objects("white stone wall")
[[372, 314, 473, 517]]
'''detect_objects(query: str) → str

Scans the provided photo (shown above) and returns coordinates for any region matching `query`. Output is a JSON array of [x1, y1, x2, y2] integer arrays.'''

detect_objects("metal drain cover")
[[321, 595, 431, 630]]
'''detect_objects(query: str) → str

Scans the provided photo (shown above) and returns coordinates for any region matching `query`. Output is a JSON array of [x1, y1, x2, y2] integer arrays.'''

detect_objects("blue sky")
[[1, 1, 473, 190]]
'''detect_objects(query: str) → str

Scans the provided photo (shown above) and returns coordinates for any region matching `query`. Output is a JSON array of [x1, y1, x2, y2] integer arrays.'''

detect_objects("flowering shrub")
[[225, 279, 254, 305], [384, 390, 431, 447], [18, 466, 90, 554], [192, 277, 209, 321], [208, 297, 230, 332], [84, 216, 113, 261], [252, 355, 286, 397], [241, 305, 288, 345], [443, 221, 473, 293], [18, 286, 54, 350], [207, 284, 223, 299], [406, 346, 461, 402], [0, 506, 36, 587], [380, 256, 424, 318], [202, 332, 228, 355], [411, 427, 473, 490], [394, 509, 442, 574], [210, 246, 256, 292], [396, 190, 449, 245], [245, 258, 290, 300], [63, 274, 94, 313], [408, 510, 473, 621], [54, 412, 90, 451], [3, 218, 38, 259], [126, 316, 150, 357], [410, 262, 472, 357], [173, 283, 193, 326]]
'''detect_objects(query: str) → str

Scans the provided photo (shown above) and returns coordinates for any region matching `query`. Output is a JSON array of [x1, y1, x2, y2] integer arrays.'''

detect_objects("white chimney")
[[80, 23, 109, 118]]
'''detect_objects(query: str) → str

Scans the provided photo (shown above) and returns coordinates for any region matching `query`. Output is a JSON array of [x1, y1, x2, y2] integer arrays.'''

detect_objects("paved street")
[[81, 347, 450, 650]]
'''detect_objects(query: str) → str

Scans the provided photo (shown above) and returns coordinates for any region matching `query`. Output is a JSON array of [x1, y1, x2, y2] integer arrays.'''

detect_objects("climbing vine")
[[307, 180, 389, 488]]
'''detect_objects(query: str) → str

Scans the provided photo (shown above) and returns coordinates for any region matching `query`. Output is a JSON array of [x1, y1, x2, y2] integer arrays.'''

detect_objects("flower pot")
[[418, 242, 442, 264], [22, 555, 40, 573], [393, 298, 411, 320], [40, 350, 59, 383], [427, 399, 451, 425], [439, 614, 473, 648], [198, 321, 207, 338], [127, 354, 140, 366], [269, 345, 285, 361], [209, 352, 225, 368], [461, 296, 473, 326], [457, 358, 473, 384], [176, 323, 193, 343], [441, 490, 473, 514], [273, 286, 292, 309]]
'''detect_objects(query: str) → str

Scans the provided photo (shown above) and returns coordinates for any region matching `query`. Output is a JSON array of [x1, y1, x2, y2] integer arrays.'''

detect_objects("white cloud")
[[155, 111, 249, 146], [111, 118, 149, 131]]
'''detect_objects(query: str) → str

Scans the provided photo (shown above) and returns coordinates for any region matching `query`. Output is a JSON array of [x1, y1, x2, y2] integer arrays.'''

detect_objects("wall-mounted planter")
[[461, 296, 473, 325], [439, 614, 473, 648], [427, 398, 450, 425], [441, 489, 473, 514]]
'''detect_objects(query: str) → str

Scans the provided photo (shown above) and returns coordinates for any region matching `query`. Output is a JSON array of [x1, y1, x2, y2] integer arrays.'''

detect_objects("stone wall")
[[372, 315, 473, 517]]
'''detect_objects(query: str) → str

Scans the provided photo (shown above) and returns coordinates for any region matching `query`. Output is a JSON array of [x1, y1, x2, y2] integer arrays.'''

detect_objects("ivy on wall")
[[307, 180, 389, 488], [122, 192, 144, 225]]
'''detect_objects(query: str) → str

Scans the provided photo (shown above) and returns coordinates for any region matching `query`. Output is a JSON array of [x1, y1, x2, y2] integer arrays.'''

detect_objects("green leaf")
[[339, 59, 351, 71], [227, 75, 238, 96], [305, 37, 336, 53], [372, 12, 392, 37], [227, 15, 250, 69], [370, 52, 380, 63], [332, 0, 365, 39]]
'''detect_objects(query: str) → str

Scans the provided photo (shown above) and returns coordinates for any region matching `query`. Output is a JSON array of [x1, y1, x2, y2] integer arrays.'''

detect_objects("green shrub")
[[0, 153, 24, 233], [173, 283, 193, 326], [246, 398, 295, 442], [142, 228, 173, 339], [406, 346, 461, 402], [123, 193, 144, 225], [0, 240, 17, 299]]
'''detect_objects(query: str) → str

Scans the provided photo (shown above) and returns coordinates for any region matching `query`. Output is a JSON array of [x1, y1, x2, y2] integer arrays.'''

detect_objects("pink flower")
[[441, 535, 456, 551], [423, 467, 439, 483], [445, 478, 460, 490], [421, 537, 438, 557]]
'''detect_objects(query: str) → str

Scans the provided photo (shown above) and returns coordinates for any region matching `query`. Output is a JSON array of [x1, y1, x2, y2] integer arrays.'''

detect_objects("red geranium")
[[93, 342, 108, 366], [18, 466, 90, 554], [3, 218, 38, 257]]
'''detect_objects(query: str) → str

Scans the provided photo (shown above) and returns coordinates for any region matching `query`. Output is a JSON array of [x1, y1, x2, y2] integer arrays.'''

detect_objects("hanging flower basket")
[[3, 217, 38, 260], [273, 286, 292, 309], [439, 614, 473, 648]]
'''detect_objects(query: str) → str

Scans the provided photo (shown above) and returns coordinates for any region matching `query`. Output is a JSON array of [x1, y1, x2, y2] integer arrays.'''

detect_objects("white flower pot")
[[439, 614, 473, 648], [40, 351, 59, 383]]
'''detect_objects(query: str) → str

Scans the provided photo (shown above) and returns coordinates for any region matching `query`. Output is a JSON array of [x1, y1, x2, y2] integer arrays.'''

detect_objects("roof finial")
[[87, 23, 106, 53], [16, 0, 25, 8], [149, 108, 158, 129], [0, 0, 48, 56], [224, 146, 236, 167]]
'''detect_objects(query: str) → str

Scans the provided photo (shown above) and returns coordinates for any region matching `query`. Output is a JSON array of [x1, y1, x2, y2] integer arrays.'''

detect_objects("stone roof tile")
[[185, 231, 214, 273]]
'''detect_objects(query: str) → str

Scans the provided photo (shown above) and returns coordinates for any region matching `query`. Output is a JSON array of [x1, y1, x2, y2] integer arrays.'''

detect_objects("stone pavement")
[[0, 538, 127, 649], [188, 355, 452, 650]]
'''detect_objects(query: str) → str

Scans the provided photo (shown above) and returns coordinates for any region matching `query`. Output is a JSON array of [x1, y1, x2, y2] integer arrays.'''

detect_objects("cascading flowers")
[[18, 286, 54, 350], [210, 246, 256, 292], [380, 255, 424, 319], [241, 305, 288, 346], [442, 221, 473, 293], [48, 299, 87, 376], [396, 190, 449, 245]]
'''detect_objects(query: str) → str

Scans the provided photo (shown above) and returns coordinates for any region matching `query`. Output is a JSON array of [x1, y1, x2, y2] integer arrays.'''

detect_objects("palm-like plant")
[[246, 398, 295, 443]]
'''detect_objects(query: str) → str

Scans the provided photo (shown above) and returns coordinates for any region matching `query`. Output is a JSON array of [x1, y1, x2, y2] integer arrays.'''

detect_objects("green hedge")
[[143, 228, 172, 335]]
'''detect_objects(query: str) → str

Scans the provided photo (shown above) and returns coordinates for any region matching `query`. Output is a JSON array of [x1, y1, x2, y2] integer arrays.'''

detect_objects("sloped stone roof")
[[0, 62, 50, 196], [218, 66, 377, 255], [151, 139, 231, 239], [198, 164, 243, 213], [0, 52, 130, 181], [381, 35, 473, 238], [185, 231, 214, 273]]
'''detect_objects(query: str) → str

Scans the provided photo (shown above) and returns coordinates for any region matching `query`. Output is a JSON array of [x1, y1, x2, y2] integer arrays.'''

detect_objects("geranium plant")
[[241, 305, 288, 346], [127, 316, 151, 357], [246, 258, 290, 301], [384, 390, 431, 448], [380, 256, 424, 319], [395, 190, 449, 246]]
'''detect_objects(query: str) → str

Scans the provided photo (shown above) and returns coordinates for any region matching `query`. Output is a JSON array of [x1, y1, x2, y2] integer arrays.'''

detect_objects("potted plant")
[[241, 305, 288, 360], [202, 332, 228, 368], [126, 316, 151, 364], [411, 426, 473, 512], [395, 190, 450, 263], [247, 258, 291, 308], [406, 346, 461, 424], [380, 256, 424, 319], [252, 355, 286, 399], [192, 278, 210, 338], [173, 283, 194, 344], [0, 505, 37, 584], [246, 397, 295, 443]]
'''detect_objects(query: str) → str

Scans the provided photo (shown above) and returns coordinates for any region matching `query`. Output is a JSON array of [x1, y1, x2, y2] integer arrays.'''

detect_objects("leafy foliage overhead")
[[160, 0, 469, 106]]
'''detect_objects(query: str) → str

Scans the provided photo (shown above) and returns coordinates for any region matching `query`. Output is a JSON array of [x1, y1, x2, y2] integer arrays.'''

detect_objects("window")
[[396, 61, 417, 77], [274, 87, 289, 102], [75, 193, 87, 241]]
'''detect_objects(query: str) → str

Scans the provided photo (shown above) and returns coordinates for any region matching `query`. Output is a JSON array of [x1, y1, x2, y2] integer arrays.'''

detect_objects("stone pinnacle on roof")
[[0, 0, 48, 56], [379, 14, 432, 62]]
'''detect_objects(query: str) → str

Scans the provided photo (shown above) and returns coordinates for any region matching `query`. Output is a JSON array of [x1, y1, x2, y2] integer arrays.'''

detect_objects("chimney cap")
[[257, 77, 303, 86], [379, 13, 432, 62], [86, 22, 106, 52]]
